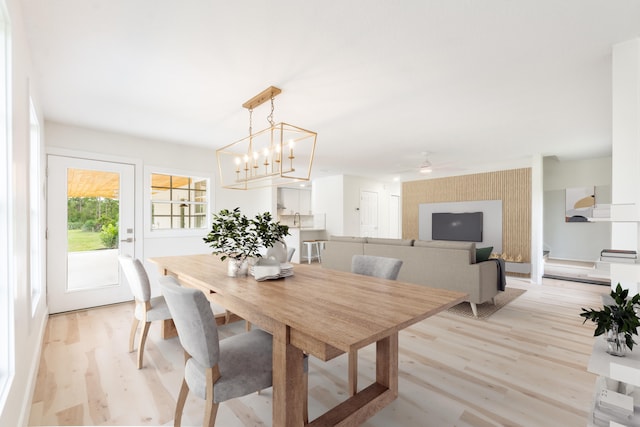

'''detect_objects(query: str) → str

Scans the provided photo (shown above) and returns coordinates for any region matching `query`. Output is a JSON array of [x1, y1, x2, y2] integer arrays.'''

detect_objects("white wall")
[[45, 122, 275, 287], [214, 185, 274, 218], [313, 175, 345, 236], [46, 121, 216, 172], [343, 176, 401, 237], [611, 38, 640, 294], [314, 174, 401, 238], [0, 1, 49, 425], [530, 154, 544, 284], [543, 156, 612, 261], [45, 123, 214, 271]]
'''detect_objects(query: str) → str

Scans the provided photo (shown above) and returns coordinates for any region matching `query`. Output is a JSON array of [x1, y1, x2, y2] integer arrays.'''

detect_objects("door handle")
[[120, 237, 134, 243]]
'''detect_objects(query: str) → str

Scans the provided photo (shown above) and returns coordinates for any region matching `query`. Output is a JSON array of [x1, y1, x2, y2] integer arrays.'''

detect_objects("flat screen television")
[[432, 212, 483, 242]]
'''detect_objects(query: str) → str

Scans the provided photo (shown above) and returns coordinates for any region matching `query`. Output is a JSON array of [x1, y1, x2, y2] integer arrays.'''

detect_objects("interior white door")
[[47, 155, 135, 314], [359, 190, 379, 237], [389, 195, 400, 238]]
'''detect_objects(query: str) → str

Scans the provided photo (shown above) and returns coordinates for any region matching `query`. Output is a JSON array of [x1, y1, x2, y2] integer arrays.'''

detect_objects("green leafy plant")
[[203, 207, 289, 262], [580, 283, 640, 351], [99, 223, 119, 249]]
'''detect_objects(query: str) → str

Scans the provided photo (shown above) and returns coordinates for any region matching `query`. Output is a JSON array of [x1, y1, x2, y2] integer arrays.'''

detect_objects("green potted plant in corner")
[[203, 207, 289, 277], [580, 283, 640, 356]]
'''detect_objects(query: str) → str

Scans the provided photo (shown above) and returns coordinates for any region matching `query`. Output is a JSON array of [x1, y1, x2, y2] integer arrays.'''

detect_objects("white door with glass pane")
[[47, 155, 135, 314]]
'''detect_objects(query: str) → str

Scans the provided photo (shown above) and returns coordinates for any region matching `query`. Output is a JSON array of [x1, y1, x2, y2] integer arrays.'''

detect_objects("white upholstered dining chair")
[[349, 254, 403, 396], [158, 276, 308, 427], [118, 255, 173, 369]]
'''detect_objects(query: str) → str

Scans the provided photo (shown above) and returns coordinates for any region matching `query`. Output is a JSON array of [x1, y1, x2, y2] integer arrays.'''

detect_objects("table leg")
[[160, 319, 178, 339], [376, 332, 398, 396], [273, 324, 306, 427]]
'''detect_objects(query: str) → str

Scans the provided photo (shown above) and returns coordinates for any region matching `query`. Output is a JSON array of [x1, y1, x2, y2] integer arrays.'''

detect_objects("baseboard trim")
[[17, 307, 49, 427], [542, 274, 610, 286]]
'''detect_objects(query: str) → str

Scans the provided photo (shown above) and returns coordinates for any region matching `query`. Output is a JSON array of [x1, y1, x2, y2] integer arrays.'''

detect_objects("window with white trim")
[[0, 0, 12, 410], [150, 173, 208, 230], [29, 96, 42, 315]]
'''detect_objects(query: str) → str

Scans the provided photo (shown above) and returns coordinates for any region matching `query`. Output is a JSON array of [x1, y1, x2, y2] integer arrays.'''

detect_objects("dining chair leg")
[[348, 350, 358, 396], [203, 400, 219, 427], [128, 317, 139, 353], [204, 366, 220, 427], [137, 321, 151, 369], [174, 377, 189, 427]]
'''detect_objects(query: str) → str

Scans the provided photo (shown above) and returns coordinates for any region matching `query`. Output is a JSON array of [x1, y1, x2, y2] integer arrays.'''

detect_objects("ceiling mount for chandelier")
[[216, 86, 317, 190]]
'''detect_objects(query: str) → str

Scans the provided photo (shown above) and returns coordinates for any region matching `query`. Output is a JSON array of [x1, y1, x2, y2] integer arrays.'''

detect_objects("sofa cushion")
[[329, 235, 368, 243], [476, 246, 493, 262], [366, 237, 413, 246], [413, 240, 476, 263]]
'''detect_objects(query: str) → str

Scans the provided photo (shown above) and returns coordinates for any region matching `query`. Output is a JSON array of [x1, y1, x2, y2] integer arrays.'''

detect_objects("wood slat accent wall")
[[402, 168, 531, 264]]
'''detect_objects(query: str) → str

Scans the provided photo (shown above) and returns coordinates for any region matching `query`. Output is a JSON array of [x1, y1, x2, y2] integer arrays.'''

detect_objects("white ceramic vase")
[[266, 240, 288, 263]]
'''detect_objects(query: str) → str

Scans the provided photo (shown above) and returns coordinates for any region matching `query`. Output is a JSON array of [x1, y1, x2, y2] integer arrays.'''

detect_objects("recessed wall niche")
[[402, 168, 531, 273]]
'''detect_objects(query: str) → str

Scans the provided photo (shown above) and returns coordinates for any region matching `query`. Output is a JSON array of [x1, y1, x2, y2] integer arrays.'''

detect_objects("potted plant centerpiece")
[[203, 207, 289, 277], [580, 283, 640, 356]]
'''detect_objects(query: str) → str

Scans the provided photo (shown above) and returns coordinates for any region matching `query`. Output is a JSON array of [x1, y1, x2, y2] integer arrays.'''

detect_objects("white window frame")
[[29, 95, 43, 316], [144, 165, 211, 238], [0, 0, 12, 410]]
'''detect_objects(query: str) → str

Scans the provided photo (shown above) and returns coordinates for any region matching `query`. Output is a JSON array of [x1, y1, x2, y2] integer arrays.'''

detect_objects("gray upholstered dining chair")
[[351, 254, 403, 280], [349, 254, 403, 396], [118, 255, 173, 369], [158, 276, 308, 426]]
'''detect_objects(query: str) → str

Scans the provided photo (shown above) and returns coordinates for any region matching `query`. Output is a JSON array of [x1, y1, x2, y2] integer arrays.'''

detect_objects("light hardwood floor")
[[29, 276, 609, 427]]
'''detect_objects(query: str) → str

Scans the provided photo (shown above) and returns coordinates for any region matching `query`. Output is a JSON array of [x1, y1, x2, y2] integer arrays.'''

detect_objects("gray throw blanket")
[[488, 258, 506, 291]]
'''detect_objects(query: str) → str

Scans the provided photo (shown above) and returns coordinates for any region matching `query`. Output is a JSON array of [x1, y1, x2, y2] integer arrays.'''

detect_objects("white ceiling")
[[20, 0, 640, 181]]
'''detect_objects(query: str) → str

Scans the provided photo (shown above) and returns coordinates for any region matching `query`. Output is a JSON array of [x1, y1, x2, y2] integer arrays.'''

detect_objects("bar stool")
[[302, 240, 322, 264], [316, 240, 326, 262]]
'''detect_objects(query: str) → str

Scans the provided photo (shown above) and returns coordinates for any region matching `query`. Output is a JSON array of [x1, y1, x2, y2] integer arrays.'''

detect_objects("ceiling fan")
[[394, 152, 464, 176], [418, 152, 434, 174]]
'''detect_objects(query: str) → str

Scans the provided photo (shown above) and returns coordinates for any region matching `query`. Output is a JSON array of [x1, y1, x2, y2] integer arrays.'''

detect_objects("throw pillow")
[[476, 246, 493, 262]]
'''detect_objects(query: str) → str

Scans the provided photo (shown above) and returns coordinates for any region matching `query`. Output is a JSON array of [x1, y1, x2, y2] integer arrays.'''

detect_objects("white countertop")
[[289, 228, 325, 231]]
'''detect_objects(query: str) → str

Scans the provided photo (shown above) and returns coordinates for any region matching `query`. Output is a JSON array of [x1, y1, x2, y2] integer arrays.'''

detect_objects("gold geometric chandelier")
[[216, 86, 317, 190]]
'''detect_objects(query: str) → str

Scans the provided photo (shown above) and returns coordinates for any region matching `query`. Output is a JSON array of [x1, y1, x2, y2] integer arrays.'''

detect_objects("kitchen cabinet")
[[278, 188, 311, 215]]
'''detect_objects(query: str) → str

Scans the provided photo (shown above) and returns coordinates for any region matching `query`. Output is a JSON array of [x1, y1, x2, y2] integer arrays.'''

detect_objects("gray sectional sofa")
[[321, 236, 505, 317]]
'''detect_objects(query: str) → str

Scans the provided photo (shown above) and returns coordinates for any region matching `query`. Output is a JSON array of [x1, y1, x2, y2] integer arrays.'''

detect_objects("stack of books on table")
[[600, 249, 638, 264], [592, 386, 638, 426]]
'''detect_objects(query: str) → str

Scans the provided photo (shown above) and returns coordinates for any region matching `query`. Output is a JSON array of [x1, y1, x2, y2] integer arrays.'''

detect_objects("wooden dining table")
[[150, 254, 467, 427]]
